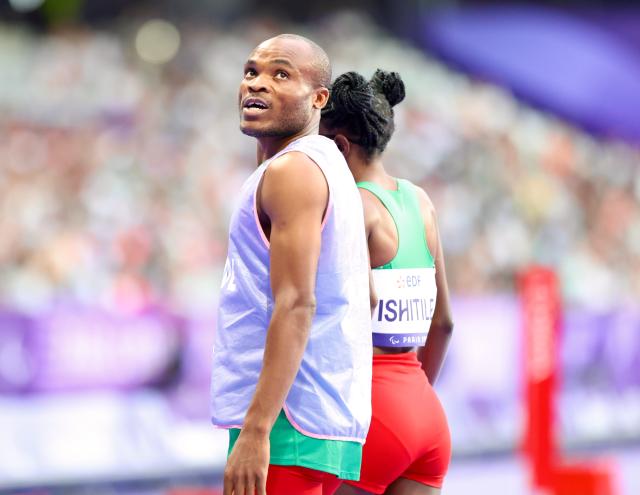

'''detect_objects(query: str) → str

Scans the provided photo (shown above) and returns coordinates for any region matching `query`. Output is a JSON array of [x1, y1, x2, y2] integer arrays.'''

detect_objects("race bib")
[[371, 268, 437, 347]]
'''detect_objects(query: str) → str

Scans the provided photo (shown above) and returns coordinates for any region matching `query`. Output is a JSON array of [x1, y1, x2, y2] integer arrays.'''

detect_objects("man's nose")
[[246, 73, 268, 92]]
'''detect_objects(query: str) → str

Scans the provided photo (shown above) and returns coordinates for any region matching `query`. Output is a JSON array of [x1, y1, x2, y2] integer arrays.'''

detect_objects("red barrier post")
[[520, 266, 561, 491]]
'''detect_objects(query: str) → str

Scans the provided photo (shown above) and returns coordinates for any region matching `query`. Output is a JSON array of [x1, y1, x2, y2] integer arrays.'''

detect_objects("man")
[[210, 34, 372, 495]]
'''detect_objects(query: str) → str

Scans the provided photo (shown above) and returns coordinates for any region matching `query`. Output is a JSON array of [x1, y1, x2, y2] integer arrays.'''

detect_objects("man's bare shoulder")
[[266, 151, 325, 183], [261, 151, 328, 216]]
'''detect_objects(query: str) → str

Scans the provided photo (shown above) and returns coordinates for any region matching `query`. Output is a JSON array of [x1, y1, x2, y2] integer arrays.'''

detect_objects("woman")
[[321, 70, 454, 495]]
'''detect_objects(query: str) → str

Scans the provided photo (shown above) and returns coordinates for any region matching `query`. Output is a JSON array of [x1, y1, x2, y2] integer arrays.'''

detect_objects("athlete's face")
[[239, 38, 324, 138]]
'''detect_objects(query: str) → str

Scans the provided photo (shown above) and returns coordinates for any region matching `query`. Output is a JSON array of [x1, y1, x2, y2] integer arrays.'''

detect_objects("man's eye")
[[275, 71, 289, 79], [244, 69, 256, 77]]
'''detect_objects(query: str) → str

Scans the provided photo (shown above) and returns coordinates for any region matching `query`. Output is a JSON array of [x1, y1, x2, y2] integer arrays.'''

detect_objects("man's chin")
[[240, 123, 288, 138], [240, 124, 263, 137]]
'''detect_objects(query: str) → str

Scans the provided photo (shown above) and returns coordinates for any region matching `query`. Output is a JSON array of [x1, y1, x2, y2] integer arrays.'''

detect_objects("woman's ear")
[[333, 134, 351, 159]]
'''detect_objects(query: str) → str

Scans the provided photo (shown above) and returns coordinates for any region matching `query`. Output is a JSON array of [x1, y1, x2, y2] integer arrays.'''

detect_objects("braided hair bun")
[[328, 71, 374, 116], [321, 69, 405, 157], [371, 69, 405, 107]]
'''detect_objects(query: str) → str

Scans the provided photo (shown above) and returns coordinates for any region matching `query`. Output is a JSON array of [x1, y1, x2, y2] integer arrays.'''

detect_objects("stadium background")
[[1, 0, 639, 493]]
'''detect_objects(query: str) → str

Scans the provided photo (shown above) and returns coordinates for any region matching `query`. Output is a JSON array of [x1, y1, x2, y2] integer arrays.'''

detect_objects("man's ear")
[[313, 87, 330, 109], [333, 134, 351, 158]]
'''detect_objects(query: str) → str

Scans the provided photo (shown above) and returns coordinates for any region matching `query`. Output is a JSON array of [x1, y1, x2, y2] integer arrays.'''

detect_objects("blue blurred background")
[[0, 1, 639, 493]]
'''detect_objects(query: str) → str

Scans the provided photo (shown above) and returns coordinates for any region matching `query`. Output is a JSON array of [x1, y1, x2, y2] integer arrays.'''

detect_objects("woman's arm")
[[415, 186, 454, 384]]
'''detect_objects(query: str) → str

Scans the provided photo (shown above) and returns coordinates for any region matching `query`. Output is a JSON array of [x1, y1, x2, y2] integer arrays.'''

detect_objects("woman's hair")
[[321, 69, 406, 157]]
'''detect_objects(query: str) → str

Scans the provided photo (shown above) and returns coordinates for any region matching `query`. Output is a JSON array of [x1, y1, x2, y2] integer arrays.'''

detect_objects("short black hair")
[[273, 33, 331, 88], [321, 69, 405, 157]]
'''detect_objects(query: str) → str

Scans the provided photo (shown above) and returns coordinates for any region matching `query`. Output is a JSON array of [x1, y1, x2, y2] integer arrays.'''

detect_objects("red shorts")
[[346, 352, 451, 493], [266, 465, 342, 495]]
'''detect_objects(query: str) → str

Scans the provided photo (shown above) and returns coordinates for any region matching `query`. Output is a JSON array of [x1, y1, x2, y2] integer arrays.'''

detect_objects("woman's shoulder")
[[399, 179, 437, 215]]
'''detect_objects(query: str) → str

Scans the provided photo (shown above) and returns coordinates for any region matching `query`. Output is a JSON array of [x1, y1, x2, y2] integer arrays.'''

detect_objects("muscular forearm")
[[418, 322, 453, 385], [242, 301, 315, 435]]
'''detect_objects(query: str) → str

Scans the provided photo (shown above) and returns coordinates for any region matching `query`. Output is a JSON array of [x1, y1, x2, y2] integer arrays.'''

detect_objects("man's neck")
[[256, 123, 318, 164]]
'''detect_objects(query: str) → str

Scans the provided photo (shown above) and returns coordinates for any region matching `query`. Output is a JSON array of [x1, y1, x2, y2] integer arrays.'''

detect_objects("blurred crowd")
[[1, 12, 639, 317], [1, 13, 639, 488]]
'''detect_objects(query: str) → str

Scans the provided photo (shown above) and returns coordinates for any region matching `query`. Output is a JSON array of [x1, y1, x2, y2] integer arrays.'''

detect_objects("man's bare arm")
[[223, 151, 328, 495], [244, 151, 328, 432]]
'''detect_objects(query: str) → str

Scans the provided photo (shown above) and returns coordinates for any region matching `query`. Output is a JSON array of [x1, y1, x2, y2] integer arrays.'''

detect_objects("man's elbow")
[[277, 293, 317, 318], [297, 298, 317, 318]]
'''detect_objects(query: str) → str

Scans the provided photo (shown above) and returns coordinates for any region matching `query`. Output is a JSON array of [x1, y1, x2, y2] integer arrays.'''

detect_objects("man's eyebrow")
[[243, 58, 297, 71], [269, 58, 295, 69]]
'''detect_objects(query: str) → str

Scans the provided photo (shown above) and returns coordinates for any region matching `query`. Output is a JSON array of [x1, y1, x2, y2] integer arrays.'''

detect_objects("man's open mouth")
[[242, 98, 269, 110]]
